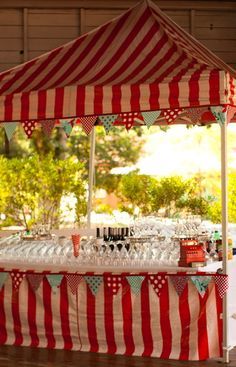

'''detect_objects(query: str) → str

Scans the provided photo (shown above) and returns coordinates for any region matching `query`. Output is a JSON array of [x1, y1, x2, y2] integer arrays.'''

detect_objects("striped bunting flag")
[[99, 114, 118, 134], [142, 111, 161, 128], [2, 122, 17, 141], [126, 275, 145, 295], [190, 276, 212, 298], [0, 272, 8, 290]]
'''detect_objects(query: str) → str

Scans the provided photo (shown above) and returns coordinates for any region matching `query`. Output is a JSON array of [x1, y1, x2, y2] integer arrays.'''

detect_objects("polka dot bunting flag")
[[26, 274, 44, 292], [213, 275, 229, 298], [104, 274, 123, 295], [126, 275, 145, 295], [99, 114, 118, 134], [170, 275, 189, 297], [65, 274, 83, 295], [117, 112, 143, 130], [163, 108, 183, 124], [10, 271, 25, 291], [84, 275, 103, 296], [21, 120, 37, 138], [149, 274, 167, 297]]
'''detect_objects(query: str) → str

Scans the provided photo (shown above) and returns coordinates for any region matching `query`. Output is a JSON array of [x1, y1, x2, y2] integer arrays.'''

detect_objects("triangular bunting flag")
[[164, 108, 183, 124], [104, 275, 123, 295], [65, 274, 83, 295], [10, 271, 25, 291], [149, 274, 168, 297], [26, 274, 44, 292], [60, 119, 74, 137], [142, 111, 161, 128], [210, 106, 227, 126], [41, 119, 55, 136], [213, 275, 229, 298], [190, 276, 212, 298], [126, 275, 145, 295], [79, 116, 97, 135], [46, 274, 64, 292], [0, 272, 8, 290], [21, 120, 37, 138], [2, 122, 17, 141], [185, 107, 208, 124], [99, 114, 118, 134], [227, 106, 236, 123], [84, 275, 103, 296], [170, 275, 189, 297], [118, 112, 142, 130]]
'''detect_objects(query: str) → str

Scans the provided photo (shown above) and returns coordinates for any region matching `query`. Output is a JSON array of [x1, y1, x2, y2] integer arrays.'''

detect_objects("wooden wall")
[[0, 1, 235, 72]]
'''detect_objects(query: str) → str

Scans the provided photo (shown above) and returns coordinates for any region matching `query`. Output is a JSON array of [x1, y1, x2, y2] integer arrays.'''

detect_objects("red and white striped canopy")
[[0, 0, 235, 122]]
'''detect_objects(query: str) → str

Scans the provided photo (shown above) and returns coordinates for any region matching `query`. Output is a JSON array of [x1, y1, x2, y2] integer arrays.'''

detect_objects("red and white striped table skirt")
[[0, 270, 223, 361]]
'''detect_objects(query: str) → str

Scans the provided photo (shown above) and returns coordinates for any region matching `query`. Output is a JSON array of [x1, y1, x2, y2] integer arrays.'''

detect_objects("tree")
[[0, 154, 86, 229]]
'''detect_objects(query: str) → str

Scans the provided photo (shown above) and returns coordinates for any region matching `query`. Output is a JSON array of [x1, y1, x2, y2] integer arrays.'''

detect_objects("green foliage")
[[0, 154, 86, 229]]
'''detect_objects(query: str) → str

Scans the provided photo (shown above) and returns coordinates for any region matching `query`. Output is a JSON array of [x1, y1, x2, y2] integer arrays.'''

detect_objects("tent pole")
[[221, 122, 229, 364], [87, 128, 96, 229]]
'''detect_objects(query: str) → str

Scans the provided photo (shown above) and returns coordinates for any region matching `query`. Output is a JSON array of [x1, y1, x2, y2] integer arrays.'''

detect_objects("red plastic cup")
[[71, 234, 80, 257]]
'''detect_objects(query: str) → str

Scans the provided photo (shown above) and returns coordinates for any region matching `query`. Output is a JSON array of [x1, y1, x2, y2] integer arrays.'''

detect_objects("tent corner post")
[[221, 122, 229, 364], [87, 128, 96, 229]]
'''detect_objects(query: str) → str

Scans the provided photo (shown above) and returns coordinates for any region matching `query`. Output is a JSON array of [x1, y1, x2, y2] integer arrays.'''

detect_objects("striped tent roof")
[[0, 0, 235, 122]]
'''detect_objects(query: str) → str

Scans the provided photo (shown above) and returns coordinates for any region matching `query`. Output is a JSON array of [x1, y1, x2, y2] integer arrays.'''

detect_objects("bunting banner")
[[190, 276, 212, 298], [2, 122, 17, 141], [0, 272, 8, 290], [26, 274, 44, 292], [210, 106, 227, 126], [213, 275, 229, 298], [149, 274, 167, 297], [21, 120, 37, 138], [117, 112, 143, 130], [60, 119, 74, 137], [104, 275, 123, 295], [65, 274, 83, 295], [170, 275, 189, 297], [41, 119, 55, 136], [227, 106, 236, 123], [185, 107, 208, 124], [99, 114, 118, 134], [46, 274, 64, 292], [142, 110, 161, 128], [163, 108, 183, 124], [84, 275, 103, 296], [126, 275, 145, 295], [79, 116, 97, 135], [10, 271, 25, 291]]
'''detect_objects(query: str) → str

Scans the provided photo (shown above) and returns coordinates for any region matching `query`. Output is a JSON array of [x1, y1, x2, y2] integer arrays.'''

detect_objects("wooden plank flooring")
[[0, 346, 236, 367]]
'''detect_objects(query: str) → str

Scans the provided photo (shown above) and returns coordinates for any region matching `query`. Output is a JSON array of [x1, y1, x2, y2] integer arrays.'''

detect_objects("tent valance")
[[0, 0, 235, 122]]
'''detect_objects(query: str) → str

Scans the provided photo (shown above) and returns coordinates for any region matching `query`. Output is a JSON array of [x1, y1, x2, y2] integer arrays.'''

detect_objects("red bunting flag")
[[10, 271, 25, 291], [104, 274, 123, 295], [149, 274, 168, 297], [21, 120, 37, 138], [163, 108, 183, 124], [41, 119, 55, 136], [79, 116, 97, 135], [66, 274, 83, 295]]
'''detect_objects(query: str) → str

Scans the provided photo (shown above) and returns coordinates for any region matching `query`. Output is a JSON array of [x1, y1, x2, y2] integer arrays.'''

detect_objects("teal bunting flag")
[[0, 272, 8, 290], [210, 106, 227, 126], [46, 274, 64, 292], [142, 111, 161, 128], [2, 122, 17, 141], [60, 119, 74, 137], [126, 276, 145, 295], [99, 114, 118, 134], [84, 275, 103, 296], [190, 276, 212, 298]]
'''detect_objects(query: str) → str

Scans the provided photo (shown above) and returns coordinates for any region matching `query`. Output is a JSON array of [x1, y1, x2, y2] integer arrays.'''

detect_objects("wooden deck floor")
[[0, 346, 236, 367]]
